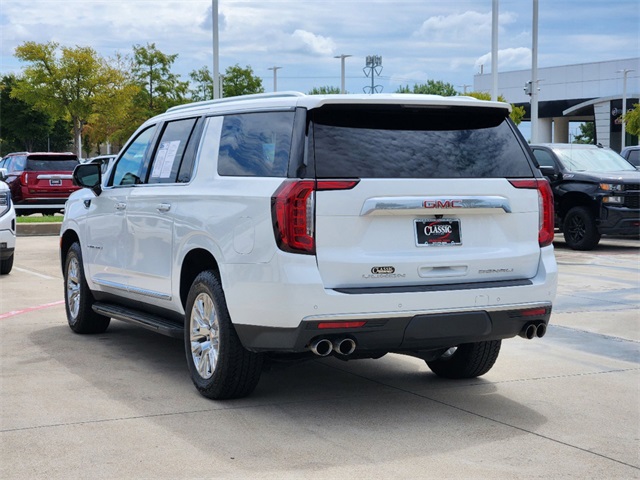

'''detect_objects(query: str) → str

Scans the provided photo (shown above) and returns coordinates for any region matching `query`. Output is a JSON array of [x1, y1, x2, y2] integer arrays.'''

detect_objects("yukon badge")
[[363, 266, 405, 279]]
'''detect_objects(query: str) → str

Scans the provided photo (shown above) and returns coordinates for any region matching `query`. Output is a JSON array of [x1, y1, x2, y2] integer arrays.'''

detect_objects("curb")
[[17, 223, 61, 237]]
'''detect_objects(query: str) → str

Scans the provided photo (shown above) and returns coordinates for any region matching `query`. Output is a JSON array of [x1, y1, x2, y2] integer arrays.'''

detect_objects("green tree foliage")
[[222, 64, 264, 98], [395, 80, 458, 96], [623, 104, 640, 137], [309, 86, 341, 95], [465, 91, 526, 126], [11, 41, 122, 156], [573, 122, 595, 144], [189, 66, 214, 102], [132, 43, 189, 115]]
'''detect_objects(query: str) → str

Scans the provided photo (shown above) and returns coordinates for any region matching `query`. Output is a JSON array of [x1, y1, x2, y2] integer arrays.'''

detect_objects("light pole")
[[268, 66, 282, 92], [618, 68, 635, 149], [491, 0, 499, 101], [212, 0, 220, 98], [530, 0, 539, 143], [334, 54, 352, 94]]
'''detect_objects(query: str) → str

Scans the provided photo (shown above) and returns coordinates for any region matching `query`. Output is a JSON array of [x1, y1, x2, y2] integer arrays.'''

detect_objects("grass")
[[16, 215, 64, 223]]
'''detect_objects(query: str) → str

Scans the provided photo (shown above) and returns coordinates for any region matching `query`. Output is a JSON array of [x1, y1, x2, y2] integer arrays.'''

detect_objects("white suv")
[[0, 179, 16, 274], [61, 92, 557, 399]]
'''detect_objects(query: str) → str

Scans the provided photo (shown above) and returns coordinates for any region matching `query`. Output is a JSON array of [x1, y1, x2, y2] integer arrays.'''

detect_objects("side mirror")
[[539, 165, 560, 180], [0, 168, 7, 181], [73, 163, 102, 196]]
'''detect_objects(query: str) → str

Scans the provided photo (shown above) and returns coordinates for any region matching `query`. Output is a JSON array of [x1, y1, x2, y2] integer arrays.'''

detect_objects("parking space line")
[[13, 267, 58, 280], [0, 300, 65, 320]]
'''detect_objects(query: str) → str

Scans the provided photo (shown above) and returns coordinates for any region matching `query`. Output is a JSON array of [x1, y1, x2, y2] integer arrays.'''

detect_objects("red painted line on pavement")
[[0, 300, 65, 320]]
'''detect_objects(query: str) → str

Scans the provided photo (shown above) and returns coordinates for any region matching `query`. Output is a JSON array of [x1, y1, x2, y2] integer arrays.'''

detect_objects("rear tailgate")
[[310, 103, 541, 290], [25, 156, 79, 196]]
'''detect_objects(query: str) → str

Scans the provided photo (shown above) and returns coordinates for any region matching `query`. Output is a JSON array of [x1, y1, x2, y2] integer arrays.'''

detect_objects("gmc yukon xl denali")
[[61, 93, 558, 399]]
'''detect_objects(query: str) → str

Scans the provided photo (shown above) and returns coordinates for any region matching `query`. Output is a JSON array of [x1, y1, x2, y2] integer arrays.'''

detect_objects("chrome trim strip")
[[37, 174, 73, 180], [360, 196, 512, 215], [92, 278, 172, 301], [302, 302, 552, 323]]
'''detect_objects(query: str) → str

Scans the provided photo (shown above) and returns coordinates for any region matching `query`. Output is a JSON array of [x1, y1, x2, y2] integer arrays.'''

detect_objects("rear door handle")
[[157, 203, 171, 213], [115, 202, 127, 211]]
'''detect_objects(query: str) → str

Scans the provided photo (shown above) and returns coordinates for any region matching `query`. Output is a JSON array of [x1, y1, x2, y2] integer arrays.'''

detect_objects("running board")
[[92, 302, 184, 339]]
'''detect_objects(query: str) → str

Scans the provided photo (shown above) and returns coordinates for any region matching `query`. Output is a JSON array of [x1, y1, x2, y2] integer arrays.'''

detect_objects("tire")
[[64, 242, 110, 334], [0, 253, 13, 275], [184, 271, 263, 400], [426, 340, 501, 379], [563, 206, 600, 250]]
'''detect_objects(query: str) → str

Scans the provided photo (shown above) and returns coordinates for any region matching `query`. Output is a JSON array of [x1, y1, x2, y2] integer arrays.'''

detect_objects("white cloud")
[[289, 30, 336, 56], [415, 10, 517, 44], [475, 47, 532, 73]]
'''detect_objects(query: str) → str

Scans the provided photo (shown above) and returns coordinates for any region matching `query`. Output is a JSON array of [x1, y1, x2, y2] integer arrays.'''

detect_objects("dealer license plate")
[[415, 218, 461, 246], [49, 179, 62, 186]]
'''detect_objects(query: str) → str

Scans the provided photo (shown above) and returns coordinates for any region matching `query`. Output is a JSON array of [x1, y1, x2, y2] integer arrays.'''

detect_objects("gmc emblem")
[[423, 200, 463, 209]]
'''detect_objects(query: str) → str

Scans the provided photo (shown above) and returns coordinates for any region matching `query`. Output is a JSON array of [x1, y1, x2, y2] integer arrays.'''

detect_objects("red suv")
[[0, 152, 80, 215]]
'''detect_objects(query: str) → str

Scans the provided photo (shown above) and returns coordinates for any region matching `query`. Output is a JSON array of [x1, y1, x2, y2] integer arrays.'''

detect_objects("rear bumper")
[[235, 303, 552, 353], [224, 246, 558, 352]]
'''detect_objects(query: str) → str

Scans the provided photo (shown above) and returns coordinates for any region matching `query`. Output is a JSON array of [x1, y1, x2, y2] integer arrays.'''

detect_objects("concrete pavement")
[[1, 236, 638, 479]]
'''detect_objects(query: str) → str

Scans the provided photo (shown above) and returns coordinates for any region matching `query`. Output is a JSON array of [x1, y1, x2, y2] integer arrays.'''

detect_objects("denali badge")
[[371, 266, 395, 274]]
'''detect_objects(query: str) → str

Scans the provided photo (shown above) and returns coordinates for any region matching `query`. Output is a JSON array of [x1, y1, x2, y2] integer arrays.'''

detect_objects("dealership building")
[[474, 58, 639, 151]]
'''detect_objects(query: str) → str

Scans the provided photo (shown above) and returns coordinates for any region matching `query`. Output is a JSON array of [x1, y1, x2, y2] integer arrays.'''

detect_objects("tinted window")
[[111, 126, 157, 186], [26, 158, 78, 171], [532, 149, 556, 167], [148, 118, 197, 184], [627, 149, 639, 166], [218, 112, 294, 177], [312, 105, 533, 178], [553, 147, 636, 172]]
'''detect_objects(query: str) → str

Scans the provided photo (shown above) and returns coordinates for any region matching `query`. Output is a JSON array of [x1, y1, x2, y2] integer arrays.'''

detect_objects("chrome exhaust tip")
[[519, 323, 538, 340], [310, 338, 333, 357], [333, 338, 356, 356]]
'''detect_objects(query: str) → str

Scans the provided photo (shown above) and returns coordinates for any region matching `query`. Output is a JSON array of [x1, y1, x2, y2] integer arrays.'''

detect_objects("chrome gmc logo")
[[423, 200, 463, 209]]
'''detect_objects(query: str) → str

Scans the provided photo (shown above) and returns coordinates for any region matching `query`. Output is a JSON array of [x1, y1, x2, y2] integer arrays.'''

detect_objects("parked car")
[[620, 145, 640, 167], [0, 179, 16, 274], [88, 154, 117, 175], [0, 152, 80, 215], [531, 143, 640, 250], [62, 92, 557, 400]]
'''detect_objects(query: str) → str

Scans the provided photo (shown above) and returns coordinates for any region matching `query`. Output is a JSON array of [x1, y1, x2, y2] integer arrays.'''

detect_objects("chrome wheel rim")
[[66, 256, 81, 320], [190, 292, 219, 380]]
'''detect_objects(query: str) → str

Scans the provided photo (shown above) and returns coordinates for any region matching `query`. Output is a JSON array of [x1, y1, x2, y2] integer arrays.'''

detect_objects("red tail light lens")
[[509, 178, 554, 247], [272, 179, 359, 254], [19, 172, 29, 186]]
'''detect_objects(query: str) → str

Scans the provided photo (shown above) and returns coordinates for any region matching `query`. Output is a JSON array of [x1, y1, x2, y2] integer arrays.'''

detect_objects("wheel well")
[[180, 249, 220, 310], [558, 192, 597, 219], [60, 229, 80, 273]]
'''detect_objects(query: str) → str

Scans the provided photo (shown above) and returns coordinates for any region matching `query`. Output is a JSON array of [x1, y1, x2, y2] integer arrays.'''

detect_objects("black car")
[[531, 143, 640, 250], [620, 145, 640, 167]]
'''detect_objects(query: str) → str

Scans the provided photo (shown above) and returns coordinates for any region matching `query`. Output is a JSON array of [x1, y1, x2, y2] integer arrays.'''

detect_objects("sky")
[[0, 0, 638, 97]]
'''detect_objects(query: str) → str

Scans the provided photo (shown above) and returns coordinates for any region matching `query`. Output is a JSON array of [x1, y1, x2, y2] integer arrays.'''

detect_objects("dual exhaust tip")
[[310, 338, 356, 357], [519, 322, 547, 340]]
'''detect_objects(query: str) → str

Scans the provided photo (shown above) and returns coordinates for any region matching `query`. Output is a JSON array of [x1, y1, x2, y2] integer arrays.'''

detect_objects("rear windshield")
[[311, 105, 534, 178], [26, 155, 78, 172]]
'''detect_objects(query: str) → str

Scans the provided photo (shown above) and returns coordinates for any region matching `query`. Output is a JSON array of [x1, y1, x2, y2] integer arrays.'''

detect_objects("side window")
[[7, 156, 27, 172], [148, 118, 198, 184], [110, 126, 157, 186], [217, 111, 294, 177], [627, 150, 639, 166], [533, 149, 556, 168]]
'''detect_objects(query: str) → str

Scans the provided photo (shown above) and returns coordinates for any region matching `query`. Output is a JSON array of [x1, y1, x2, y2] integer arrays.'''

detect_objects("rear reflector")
[[317, 321, 367, 329], [521, 308, 548, 317]]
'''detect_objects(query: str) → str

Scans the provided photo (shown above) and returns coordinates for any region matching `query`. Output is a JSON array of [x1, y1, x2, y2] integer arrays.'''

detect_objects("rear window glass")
[[26, 155, 78, 171], [311, 105, 533, 178], [217, 111, 294, 177]]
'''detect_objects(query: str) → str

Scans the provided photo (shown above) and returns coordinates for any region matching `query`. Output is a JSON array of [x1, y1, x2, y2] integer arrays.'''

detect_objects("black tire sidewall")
[[563, 206, 600, 250]]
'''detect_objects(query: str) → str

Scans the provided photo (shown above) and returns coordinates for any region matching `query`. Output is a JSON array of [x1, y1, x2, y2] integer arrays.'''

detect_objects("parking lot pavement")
[[1, 236, 638, 479]]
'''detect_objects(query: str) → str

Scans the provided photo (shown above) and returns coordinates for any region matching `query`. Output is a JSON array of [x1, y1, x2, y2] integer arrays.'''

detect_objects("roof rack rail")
[[166, 91, 306, 113]]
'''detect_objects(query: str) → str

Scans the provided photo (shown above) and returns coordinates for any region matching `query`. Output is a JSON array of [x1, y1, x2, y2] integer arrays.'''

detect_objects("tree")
[[395, 80, 458, 96], [12, 41, 121, 156], [132, 43, 189, 115], [465, 91, 526, 126], [222, 64, 264, 98], [623, 104, 640, 137], [309, 86, 341, 95], [189, 66, 214, 102], [573, 122, 595, 144]]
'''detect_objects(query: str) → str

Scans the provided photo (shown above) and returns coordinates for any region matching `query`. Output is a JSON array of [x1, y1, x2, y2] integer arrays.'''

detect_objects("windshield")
[[553, 147, 635, 172]]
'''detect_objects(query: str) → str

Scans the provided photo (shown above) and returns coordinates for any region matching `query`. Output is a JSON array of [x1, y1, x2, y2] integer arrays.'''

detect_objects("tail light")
[[272, 179, 359, 254], [19, 172, 29, 186], [509, 178, 554, 247]]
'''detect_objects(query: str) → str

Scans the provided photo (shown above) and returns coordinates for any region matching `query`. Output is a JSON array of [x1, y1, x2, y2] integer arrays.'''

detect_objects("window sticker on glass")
[[152, 140, 181, 178]]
